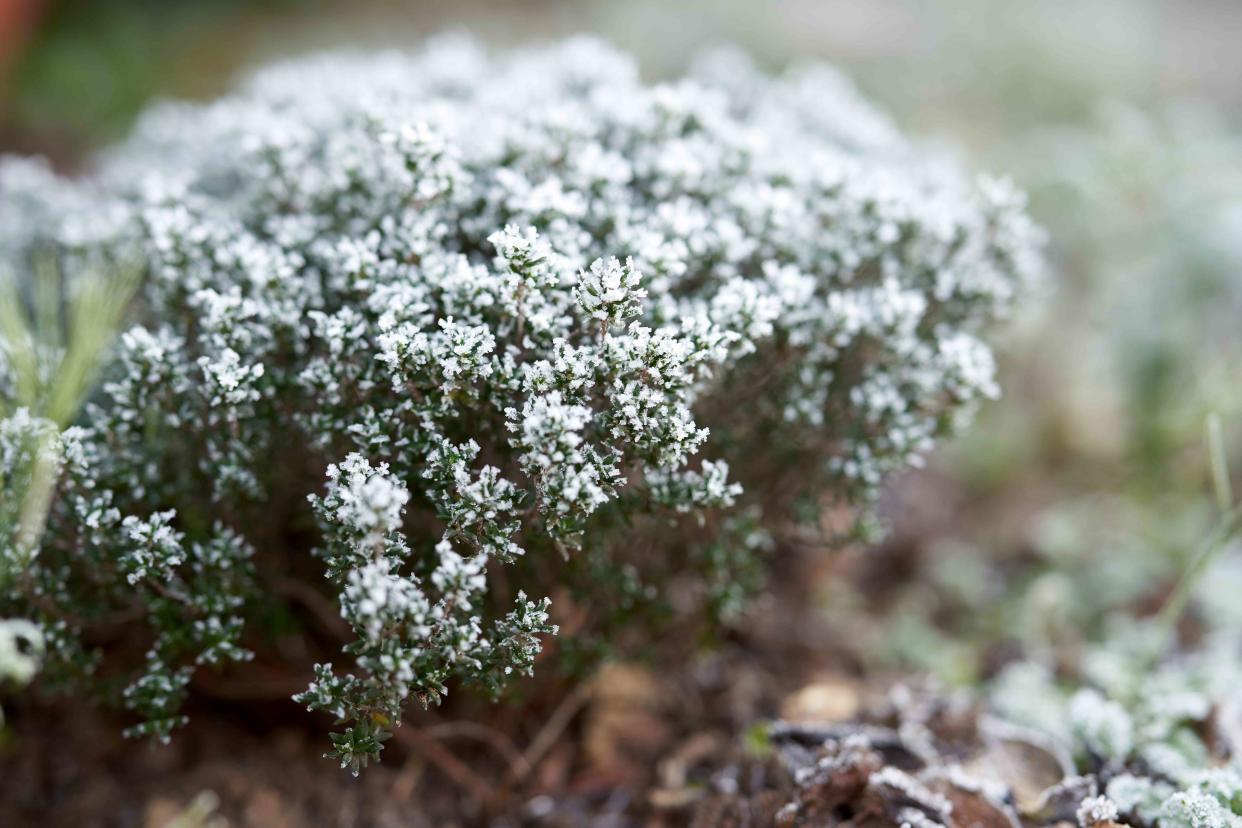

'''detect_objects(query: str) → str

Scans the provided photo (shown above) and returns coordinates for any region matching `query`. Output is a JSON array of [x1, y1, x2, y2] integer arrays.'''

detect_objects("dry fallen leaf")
[[781, 675, 862, 724], [971, 717, 1073, 813]]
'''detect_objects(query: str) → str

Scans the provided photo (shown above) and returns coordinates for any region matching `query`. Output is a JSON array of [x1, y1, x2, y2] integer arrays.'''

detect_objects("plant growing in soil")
[[0, 37, 1040, 773]]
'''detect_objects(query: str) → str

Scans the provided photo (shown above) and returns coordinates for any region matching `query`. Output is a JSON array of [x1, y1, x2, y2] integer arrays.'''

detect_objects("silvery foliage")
[[0, 37, 1039, 772], [990, 621, 1242, 827]]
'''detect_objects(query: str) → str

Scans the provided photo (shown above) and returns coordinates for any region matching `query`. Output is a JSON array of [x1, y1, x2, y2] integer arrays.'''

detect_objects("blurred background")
[[3, 0, 1242, 686]]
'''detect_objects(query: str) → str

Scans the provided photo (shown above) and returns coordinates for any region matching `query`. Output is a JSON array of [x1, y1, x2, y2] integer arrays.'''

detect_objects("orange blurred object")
[[0, 0, 42, 74]]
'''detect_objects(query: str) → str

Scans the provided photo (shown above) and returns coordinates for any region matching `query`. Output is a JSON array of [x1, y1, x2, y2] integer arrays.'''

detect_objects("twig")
[[390, 756, 425, 802], [421, 720, 528, 776], [273, 576, 353, 641], [391, 724, 495, 805], [509, 683, 591, 785]]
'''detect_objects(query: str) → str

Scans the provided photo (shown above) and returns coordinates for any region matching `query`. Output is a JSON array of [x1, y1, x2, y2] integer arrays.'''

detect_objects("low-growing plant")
[[0, 37, 1039, 772], [988, 615, 1242, 828]]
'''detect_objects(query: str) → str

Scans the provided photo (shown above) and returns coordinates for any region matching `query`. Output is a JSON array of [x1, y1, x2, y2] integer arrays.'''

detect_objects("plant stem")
[[1207, 412, 1232, 515], [1155, 414, 1239, 637], [1156, 503, 1242, 634]]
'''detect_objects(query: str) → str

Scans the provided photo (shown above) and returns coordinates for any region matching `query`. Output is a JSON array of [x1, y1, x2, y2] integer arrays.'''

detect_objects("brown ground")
[[1, 534, 866, 828], [0, 471, 1132, 828]]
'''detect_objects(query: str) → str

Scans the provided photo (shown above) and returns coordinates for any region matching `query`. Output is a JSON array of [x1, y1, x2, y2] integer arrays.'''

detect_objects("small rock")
[[781, 676, 862, 723]]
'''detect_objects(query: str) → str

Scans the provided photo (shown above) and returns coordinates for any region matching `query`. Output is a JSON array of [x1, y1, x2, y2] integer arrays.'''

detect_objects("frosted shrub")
[[0, 37, 1039, 772]]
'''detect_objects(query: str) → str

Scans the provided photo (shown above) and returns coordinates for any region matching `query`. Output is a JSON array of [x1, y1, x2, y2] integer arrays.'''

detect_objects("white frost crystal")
[[1077, 795, 1119, 827], [1070, 688, 1134, 761], [324, 453, 411, 546], [574, 256, 647, 330]]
